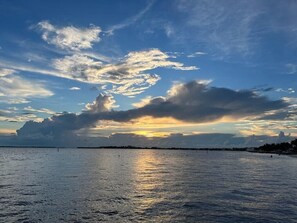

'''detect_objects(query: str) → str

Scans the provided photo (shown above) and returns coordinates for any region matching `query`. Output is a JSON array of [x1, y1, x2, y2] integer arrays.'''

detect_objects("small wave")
[[82, 216, 91, 220], [93, 210, 119, 216], [33, 200, 45, 204], [19, 192, 37, 196], [0, 184, 13, 189], [64, 175, 78, 178], [0, 199, 11, 204], [25, 184, 40, 187], [134, 194, 144, 198], [114, 196, 129, 201], [182, 202, 200, 208], [0, 212, 20, 218], [231, 189, 252, 196], [14, 201, 33, 206], [16, 217, 30, 223]]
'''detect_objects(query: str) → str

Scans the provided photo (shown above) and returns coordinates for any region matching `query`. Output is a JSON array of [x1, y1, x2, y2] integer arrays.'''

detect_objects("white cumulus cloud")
[[37, 21, 101, 51], [85, 94, 118, 113]]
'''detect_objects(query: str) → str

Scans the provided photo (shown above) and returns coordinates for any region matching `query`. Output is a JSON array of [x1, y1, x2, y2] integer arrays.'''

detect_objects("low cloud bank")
[[0, 131, 293, 148]]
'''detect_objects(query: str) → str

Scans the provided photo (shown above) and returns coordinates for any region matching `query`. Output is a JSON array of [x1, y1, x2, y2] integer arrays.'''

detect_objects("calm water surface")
[[1, 148, 297, 222]]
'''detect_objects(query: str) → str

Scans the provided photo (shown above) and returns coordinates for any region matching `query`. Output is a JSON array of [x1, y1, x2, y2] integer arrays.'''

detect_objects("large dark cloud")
[[16, 81, 290, 140], [129, 81, 288, 122]]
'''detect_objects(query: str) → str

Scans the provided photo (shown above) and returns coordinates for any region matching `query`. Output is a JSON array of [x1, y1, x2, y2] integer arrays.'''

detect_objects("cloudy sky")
[[0, 0, 296, 147]]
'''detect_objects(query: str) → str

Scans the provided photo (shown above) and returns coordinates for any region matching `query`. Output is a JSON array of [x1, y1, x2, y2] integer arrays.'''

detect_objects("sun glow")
[[131, 130, 170, 138], [85, 115, 257, 138], [0, 128, 16, 135]]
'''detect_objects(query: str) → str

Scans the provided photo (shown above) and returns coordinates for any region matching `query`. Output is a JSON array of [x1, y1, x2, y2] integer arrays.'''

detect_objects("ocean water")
[[0, 148, 297, 223]]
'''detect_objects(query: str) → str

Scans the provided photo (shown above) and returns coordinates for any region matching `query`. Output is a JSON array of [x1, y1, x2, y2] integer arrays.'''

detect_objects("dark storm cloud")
[[130, 81, 288, 122], [16, 81, 290, 139]]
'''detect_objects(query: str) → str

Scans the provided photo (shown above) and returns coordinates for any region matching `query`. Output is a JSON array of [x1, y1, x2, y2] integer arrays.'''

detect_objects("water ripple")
[[0, 148, 297, 222]]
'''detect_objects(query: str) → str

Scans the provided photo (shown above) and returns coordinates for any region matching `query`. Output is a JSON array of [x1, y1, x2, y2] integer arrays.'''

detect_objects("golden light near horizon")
[[91, 115, 253, 132], [130, 130, 170, 138], [0, 128, 16, 135], [85, 115, 277, 138]]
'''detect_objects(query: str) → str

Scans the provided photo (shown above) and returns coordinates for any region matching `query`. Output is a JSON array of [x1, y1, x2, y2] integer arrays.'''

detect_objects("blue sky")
[[0, 0, 296, 147]]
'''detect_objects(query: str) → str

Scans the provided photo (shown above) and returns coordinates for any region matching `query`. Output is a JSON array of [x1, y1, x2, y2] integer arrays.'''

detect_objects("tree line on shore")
[[255, 139, 297, 154]]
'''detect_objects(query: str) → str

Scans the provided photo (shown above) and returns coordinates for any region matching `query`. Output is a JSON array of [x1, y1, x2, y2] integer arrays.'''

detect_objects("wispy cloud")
[[0, 107, 43, 123], [53, 49, 198, 96], [173, 0, 267, 58], [0, 59, 66, 78], [187, 51, 207, 58], [106, 0, 154, 35], [285, 63, 297, 74], [69, 87, 81, 91], [173, 0, 297, 59], [0, 68, 14, 77], [0, 105, 56, 124], [0, 68, 53, 104], [37, 21, 101, 51], [2, 98, 31, 105], [163, 23, 175, 38], [237, 119, 297, 137], [275, 88, 295, 94], [23, 106, 56, 115]]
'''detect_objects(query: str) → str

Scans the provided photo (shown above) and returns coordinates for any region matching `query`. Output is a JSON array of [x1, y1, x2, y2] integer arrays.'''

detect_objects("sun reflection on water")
[[132, 149, 167, 216]]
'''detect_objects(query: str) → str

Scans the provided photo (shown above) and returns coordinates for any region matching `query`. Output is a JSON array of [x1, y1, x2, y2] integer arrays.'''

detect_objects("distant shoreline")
[[77, 146, 249, 151], [1, 143, 297, 155], [0, 145, 249, 151], [0, 145, 57, 148]]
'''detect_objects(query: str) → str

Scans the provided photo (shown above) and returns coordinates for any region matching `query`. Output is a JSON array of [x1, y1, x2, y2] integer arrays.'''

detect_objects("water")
[[0, 148, 297, 223]]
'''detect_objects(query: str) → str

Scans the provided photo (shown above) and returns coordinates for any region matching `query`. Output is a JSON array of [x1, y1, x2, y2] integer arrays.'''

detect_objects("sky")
[[0, 0, 296, 147]]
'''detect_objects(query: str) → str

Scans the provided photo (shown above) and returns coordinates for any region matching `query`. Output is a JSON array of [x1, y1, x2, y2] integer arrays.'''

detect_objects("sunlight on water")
[[133, 150, 167, 219], [0, 148, 297, 222]]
